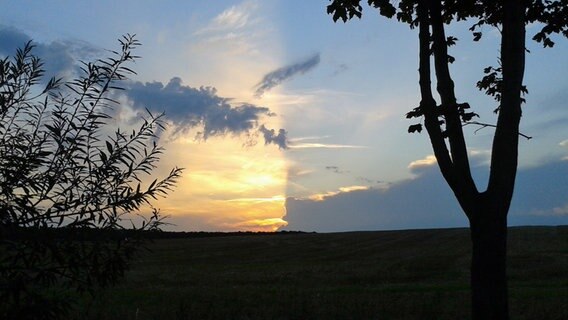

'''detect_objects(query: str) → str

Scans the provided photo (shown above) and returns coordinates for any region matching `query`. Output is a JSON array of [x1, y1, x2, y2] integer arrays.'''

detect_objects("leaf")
[[446, 36, 458, 46], [521, 85, 529, 95], [473, 32, 482, 42], [44, 124, 60, 136], [405, 107, 423, 119], [369, 0, 396, 18], [106, 141, 113, 154], [408, 123, 423, 133], [148, 179, 157, 191], [461, 112, 479, 122], [543, 38, 555, 48]]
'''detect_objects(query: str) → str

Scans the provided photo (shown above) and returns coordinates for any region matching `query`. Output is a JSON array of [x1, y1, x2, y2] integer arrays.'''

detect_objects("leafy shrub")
[[0, 35, 182, 319]]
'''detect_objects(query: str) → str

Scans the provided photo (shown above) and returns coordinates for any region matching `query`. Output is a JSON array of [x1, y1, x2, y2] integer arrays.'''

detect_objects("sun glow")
[[152, 133, 289, 232], [136, 1, 291, 232], [244, 174, 278, 188]]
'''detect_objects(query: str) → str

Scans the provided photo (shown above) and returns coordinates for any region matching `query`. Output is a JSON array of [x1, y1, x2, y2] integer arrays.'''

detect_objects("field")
[[76, 226, 567, 320]]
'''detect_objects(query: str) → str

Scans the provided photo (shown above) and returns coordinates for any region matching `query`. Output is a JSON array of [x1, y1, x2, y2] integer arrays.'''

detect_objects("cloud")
[[288, 135, 331, 142], [124, 77, 282, 141], [287, 165, 313, 179], [258, 124, 288, 149], [339, 185, 369, 193], [331, 63, 349, 76], [561, 139, 568, 160], [325, 165, 339, 171], [210, 2, 256, 30], [325, 166, 348, 174], [288, 143, 366, 149], [0, 25, 101, 81], [226, 195, 286, 204], [284, 135, 366, 150], [408, 150, 491, 174], [307, 185, 370, 202], [408, 155, 437, 172], [282, 161, 568, 232], [192, 1, 267, 57], [254, 53, 321, 97], [0, 26, 287, 147], [164, 214, 288, 232], [552, 204, 568, 216], [231, 217, 288, 231], [195, 1, 258, 35]]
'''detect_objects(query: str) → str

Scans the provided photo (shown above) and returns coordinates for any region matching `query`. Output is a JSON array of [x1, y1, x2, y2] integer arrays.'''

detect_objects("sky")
[[0, 0, 566, 232]]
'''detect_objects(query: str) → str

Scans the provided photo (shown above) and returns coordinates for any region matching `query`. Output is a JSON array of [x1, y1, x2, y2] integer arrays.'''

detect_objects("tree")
[[0, 35, 182, 319], [327, 1, 567, 319]]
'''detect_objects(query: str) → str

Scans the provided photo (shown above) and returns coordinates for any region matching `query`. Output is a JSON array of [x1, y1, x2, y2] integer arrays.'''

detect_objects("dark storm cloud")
[[282, 161, 568, 232], [254, 53, 321, 97], [0, 26, 100, 81]]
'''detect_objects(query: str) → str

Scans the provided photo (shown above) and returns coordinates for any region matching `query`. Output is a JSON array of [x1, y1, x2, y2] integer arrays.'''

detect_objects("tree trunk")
[[469, 196, 509, 320], [415, 1, 523, 319]]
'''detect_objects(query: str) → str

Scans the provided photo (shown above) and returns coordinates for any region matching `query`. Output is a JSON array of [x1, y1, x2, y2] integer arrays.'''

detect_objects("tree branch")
[[428, 0, 478, 208], [418, 1, 455, 191], [464, 121, 532, 140], [487, 0, 526, 213]]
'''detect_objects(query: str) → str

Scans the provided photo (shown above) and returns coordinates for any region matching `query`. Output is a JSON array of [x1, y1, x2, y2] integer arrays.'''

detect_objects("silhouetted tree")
[[327, 1, 567, 319], [0, 35, 182, 319]]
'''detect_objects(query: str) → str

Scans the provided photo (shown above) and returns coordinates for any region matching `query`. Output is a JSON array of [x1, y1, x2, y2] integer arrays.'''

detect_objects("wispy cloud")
[[195, 1, 258, 35], [288, 136, 331, 143], [288, 142, 366, 149], [325, 166, 349, 174], [254, 53, 321, 98], [287, 135, 366, 150], [331, 63, 349, 76], [192, 0, 267, 56], [287, 165, 314, 180], [227, 195, 286, 204]]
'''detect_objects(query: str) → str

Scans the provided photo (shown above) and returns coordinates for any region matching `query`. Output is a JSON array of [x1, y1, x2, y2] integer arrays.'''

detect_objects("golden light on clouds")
[[308, 185, 370, 202], [153, 133, 288, 232], [134, 0, 292, 232], [408, 155, 437, 170]]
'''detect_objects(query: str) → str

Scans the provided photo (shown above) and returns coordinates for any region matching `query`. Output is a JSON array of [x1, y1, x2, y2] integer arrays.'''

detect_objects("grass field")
[[76, 226, 567, 320]]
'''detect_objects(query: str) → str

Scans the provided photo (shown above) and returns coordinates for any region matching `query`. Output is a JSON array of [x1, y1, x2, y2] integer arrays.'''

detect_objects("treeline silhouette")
[[2, 226, 309, 241]]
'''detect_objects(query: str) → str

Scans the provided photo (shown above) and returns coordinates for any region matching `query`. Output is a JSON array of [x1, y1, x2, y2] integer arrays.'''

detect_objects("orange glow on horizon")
[[151, 132, 289, 232]]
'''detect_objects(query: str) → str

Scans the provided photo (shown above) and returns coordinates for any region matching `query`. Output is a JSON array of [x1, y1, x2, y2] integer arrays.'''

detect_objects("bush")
[[0, 35, 182, 319]]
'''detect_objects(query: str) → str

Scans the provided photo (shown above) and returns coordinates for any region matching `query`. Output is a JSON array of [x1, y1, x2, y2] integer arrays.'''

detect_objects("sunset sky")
[[1, 0, 567, 232]]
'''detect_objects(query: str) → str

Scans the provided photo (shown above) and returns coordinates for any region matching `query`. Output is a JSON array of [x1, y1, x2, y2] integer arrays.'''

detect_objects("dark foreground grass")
[[75, 226, 567, 320]]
